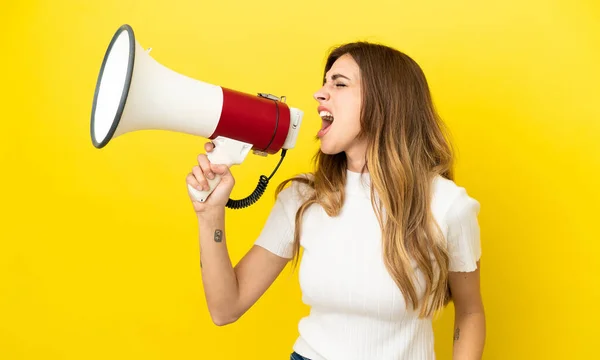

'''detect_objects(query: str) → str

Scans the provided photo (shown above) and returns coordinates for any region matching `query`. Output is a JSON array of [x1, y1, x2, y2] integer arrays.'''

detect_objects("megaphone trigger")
[[186, 136, 253, 203]]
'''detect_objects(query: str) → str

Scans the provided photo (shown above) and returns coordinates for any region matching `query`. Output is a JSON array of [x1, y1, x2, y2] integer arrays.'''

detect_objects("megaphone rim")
[[90, 24, 136, 149]]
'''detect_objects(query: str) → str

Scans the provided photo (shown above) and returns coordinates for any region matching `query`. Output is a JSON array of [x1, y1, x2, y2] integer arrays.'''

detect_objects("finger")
[[209, 163, 231, 177], [197, 154, 215, 180], [204, 141, 215, 152], [191, 165, 209, 191], [186, 172, 203, 191]]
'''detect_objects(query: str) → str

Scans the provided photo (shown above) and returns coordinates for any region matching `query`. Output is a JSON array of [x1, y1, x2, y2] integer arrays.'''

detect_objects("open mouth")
[[318, 110, 334, 137]]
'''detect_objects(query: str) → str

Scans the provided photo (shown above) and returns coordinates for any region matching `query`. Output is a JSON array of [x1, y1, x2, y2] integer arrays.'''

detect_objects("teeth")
[[319, 110, 334, 122]]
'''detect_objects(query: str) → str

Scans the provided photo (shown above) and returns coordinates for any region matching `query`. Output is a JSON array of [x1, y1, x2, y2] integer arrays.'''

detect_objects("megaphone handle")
[[187, 173, 223, 203], [187, 136, 253, 203]]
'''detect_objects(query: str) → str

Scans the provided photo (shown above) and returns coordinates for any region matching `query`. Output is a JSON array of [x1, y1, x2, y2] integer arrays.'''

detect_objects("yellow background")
[[1, 0, 599, 359]]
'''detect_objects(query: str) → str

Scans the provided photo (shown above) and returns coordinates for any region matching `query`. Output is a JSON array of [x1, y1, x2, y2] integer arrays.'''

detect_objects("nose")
[[313, 86, 329, 102]]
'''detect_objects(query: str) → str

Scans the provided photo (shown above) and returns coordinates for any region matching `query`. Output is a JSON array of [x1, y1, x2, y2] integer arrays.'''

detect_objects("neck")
[[345, 141, 368, 173]]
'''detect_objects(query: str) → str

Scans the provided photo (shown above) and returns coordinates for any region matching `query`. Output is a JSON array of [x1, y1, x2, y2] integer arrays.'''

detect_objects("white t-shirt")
[[255, 169, 481, 360]]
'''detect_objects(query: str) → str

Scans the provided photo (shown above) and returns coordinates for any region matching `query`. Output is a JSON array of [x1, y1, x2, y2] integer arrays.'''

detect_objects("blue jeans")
[[290, 351, 311, 360]]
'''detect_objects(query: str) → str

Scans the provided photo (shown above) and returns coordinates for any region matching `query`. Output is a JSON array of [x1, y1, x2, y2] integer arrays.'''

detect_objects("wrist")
[[196, 207, 225, 223]]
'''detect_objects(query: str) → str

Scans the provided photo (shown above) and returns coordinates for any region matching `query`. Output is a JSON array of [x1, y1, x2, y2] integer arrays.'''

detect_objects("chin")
[[320, 149, 337, 155], [319, 142, 343, 155]]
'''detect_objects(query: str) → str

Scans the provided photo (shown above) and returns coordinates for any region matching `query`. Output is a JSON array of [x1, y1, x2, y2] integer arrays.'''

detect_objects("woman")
[[186, 42, 486, 360]]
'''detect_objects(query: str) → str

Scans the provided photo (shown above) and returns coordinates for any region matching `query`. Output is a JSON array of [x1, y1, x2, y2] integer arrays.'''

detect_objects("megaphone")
[[90, 24, 304, 208]]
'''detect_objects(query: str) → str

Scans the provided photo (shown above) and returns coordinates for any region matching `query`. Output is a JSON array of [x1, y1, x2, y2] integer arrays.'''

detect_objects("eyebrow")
[[323, 73, 351, 83]]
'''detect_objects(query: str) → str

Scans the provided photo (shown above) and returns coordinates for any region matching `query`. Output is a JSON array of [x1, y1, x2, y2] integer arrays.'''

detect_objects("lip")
[[317, 105, 332, 114]]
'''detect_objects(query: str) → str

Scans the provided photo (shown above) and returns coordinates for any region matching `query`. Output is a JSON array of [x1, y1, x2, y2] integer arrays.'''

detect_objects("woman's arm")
[[198, 209, 290, 326], [188, 142, 291, 326], [448, 261, 486, 360]]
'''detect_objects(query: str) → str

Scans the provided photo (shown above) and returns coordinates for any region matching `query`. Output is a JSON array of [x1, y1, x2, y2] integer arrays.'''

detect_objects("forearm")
[[197, 209, 240, 325], [452, 311, 486, 360]]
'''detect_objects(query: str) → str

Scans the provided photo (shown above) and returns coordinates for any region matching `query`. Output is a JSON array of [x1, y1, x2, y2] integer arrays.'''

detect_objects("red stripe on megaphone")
[[210, 88, 291, 154]]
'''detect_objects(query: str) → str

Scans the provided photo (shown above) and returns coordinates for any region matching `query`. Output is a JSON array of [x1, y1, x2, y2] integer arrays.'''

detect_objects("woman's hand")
[[186, 142, 235, 214]]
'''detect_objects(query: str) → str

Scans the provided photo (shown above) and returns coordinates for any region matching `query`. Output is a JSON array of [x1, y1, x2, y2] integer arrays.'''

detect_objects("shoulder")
[[431, 175, 480, 222], [432, 175, 482, 272], [254, 174, 314, 259], [275, 173, 314, 210]]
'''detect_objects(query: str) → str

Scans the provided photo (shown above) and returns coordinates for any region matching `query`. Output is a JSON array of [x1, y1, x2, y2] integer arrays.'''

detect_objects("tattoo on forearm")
[[214, 229, 223, 242], [454, 327, 460, 341]]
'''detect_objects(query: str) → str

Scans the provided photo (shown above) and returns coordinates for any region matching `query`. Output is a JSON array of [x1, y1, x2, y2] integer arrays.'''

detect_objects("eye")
[[335, 83, 347, 88]]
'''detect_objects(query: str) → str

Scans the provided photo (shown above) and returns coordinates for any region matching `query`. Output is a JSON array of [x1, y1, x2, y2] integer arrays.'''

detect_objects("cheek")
[[340, 96, 362, 132], [347, 106, 362, 135], [350, 95, 362, 131], [334, 114, 361, 144]]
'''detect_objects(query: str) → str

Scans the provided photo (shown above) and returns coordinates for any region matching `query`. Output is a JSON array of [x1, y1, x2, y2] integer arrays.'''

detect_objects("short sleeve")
[[253, 187, 297, 259], [445, 189, 481, 272]]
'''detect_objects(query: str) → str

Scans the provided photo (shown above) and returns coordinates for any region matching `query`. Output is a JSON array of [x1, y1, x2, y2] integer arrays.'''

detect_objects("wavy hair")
[[276, 42, 455, 318]]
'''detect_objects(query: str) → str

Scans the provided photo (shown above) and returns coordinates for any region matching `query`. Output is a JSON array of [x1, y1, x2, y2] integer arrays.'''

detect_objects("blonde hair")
[[277, 42, 455, 318]]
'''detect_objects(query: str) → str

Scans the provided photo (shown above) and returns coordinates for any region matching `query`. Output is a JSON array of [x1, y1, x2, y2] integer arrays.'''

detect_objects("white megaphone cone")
[[91, 24, 304, 208]]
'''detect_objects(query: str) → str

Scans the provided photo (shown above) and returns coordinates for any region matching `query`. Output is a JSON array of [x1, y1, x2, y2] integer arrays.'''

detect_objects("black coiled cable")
[[226, 149, 287, 209]]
